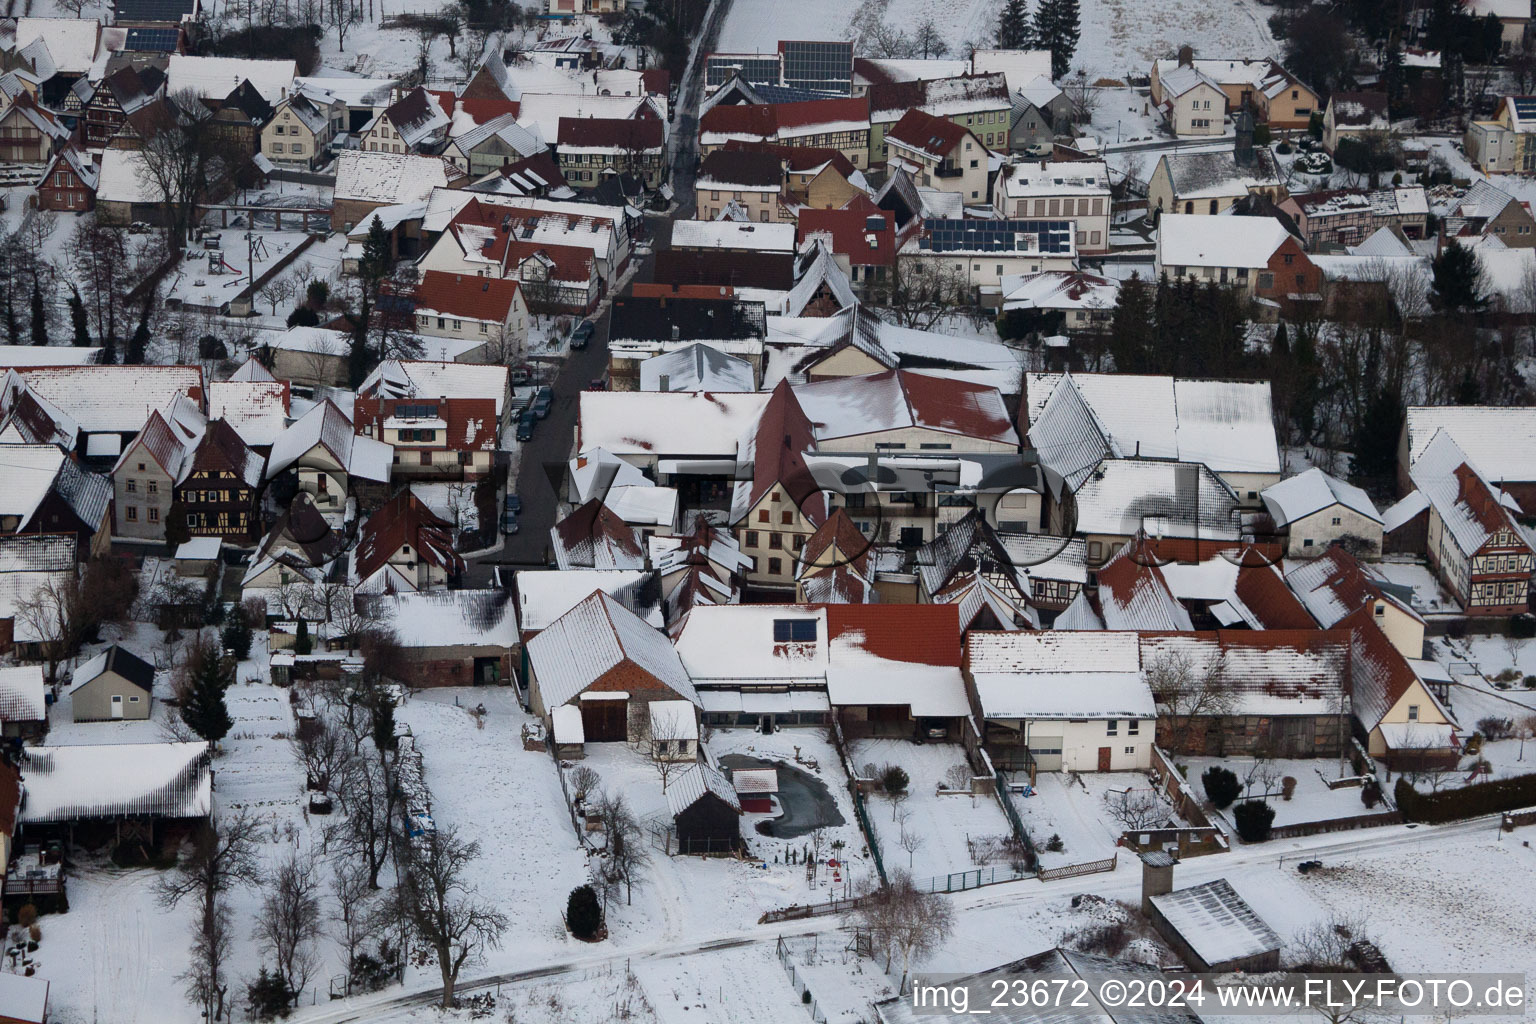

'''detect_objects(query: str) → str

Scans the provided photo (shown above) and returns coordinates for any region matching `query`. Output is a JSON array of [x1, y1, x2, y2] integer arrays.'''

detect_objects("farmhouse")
[[1260, 467, 1383, 559]]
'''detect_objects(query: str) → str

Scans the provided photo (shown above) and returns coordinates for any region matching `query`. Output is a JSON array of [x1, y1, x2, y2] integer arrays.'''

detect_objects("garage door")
[[1029, 737, 1063, 771], [581, 700, 627, 742]]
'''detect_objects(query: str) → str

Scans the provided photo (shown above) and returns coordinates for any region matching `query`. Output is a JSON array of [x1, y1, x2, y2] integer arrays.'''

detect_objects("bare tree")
[[911, 18, 950, 59], [1062, 70, 1100, 125], [254, 850, 324, 1002], [292, 714, 350, 794], [887, 259, 970, 329], [330, 863, 382, 975], [260, 274, 297, 317], [568, 765, 600, 804], [179, 897, 233, 1024], [855, 872, 955, 993], [135, 92, 233, 244], [1102, 786, 1168, 830], [594, 791, 649, 907], [1287, 911, 1374, 971], [649, 704, 696, 790], [895, 808, 923, 870], [392, 824, 509, 1008], [326, 740, 400, 888], [1144, 648, 1235, 755], [55, 0, 101, 16], [865, 21, 916, 59]]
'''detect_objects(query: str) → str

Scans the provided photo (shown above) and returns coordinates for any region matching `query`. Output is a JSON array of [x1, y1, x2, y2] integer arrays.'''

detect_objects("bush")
[[1524, 675, 1536, 689], [1478, 716, 1515, 741], [1361, 777, 1382, 808], [1275, 140, 1293, 155], [1392, 172, 1404, 185], [1252, 123, 1271, 147], [1395, 772, 1536, 823], [1511, 615, 1536, 639], [286, 306, 320, 328], [350, 940, 400, 993], [221, 618, 253, 661], [567, 884, 603, 940], [1201, 766, 1242, 809], [246, 966, 297, 1020], [1281, 776, 1297, 802], [1045, 833, 1064, 852], [1233, 799, 1275, 842], [306, 280, 329, 308], [879, 763, 910, 796], [16, 905, 36, 929], [197, 335, 228, 360]]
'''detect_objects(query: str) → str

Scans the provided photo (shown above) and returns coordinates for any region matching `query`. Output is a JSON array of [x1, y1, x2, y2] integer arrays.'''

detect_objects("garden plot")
[[164, 230, 315, 310], [1178, 756, 1378, 828], [848, 737, 1013, 879], [1013, 771, 1163, 867], [633, 943, 831, 1024]]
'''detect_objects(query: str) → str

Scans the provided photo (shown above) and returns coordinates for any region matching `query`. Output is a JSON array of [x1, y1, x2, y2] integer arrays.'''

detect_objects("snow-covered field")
[[1179, 756, 1377, 827]]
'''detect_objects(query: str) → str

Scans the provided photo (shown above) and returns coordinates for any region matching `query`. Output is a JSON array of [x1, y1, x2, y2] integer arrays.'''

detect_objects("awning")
[[698, 689, 830, 713], [85, 433, 121, 458], [580, 691, 629, 701], [657, 459, 738, 475]]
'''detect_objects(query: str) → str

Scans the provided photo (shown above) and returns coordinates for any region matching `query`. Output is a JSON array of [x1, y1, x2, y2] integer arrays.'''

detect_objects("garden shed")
[[666, 763, 742, 854], [730, 767, 778, 813]]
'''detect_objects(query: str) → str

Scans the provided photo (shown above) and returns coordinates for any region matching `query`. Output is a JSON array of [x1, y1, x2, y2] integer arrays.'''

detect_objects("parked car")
[[502, 510, 520, 535], [516, 410, 536, 441], [504, 493, 522, 514], [509, 364, 533, 386], [570, 320, 594, 350], [587, 378, 607, 391], [532, 387, 553, 418]]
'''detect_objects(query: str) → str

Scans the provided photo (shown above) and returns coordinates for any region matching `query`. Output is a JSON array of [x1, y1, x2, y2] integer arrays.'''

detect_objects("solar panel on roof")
[[122, 26, 180, 51], [1515, 98, 1536, 119], [115, 0, 197, 22]]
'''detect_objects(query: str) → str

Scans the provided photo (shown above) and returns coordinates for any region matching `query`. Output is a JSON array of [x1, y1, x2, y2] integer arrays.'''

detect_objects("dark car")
[[516, 411, 536, 441], [509, 364, 533, 386], [502, 510, 520, 535], [504, 493, 522, 514], [570, 320, 594, 350], [532, 387, 553, 419], [587, 377, 607, 391]]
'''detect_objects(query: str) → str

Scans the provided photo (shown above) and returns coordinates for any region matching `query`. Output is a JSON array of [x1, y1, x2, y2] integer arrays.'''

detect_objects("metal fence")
[[776, 936, 830, 1024], [911, 864, 1035, 894], [1038, 852, 1119, 882], [848, 785, 887, 885]]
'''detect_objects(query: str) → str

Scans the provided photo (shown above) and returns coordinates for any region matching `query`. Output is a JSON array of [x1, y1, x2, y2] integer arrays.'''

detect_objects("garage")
[[579, 694, 628, 742]]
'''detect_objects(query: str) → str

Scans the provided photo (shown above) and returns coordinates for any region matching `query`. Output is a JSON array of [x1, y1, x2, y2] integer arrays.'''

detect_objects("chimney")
[[671, 324, 680, 341], [659, 373, 670, 392], [1140, 850, 1176, 914], [1234, 107, 1254, 168], [1177, 45, 1194, 68]]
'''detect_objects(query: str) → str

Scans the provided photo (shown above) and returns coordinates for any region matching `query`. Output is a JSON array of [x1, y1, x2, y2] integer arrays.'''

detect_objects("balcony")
[[934, 165, 963, 178]]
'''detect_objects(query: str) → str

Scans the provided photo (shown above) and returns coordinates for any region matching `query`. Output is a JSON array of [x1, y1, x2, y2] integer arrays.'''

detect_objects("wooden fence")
[[1266, 810, 1403, 840], [1038, 852, 1118, 882], [759, 893, 874, 924]]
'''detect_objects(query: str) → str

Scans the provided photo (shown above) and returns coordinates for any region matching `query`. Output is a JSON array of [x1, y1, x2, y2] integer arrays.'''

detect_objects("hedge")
[[1394, 773, 1536, 823]]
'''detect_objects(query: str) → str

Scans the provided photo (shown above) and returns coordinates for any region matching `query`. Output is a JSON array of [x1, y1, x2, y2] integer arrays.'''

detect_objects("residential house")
[[68, 644, 154, 722], [0, 443, 112, 560], [866, 72, 1011, 164], [1068, 459, 1245, 564], [359, 589, 515, 687], [175, 418, 265, 543], [550, 499, 649, 569], [1025, 371, 1284, 519], [359, 359, 512, 436], [912, 509, 1039, 625], [651, 520, 750, 626], [1343, 605, 1460, 768], [241, 491, 344, 592], [0, 92, 67, 163], [1398, 405, 1536, 513], [206, 79, 273, 158], [331, 150, 466, 233], [1404, 429, 1534, 615], [1442, 179, 1536, 248], [547, 0, 627, 16], [966, 631, 1155, 772], [0, 664, 45, 739], [265, 399, 393, 514], [1261, 468, 1383, 558], [1322, 91, 1389, 154], [672, 603, 832, 729], [640, 343, 756, 392], [411, 270, 528, 358], [262, 91, 342, 170], [1153, 63, 1228, 136], [606, 294, 766, 390], [797, 207, 899, 299], [351, 391, 500, 484], [34, 144, 95, 212], [1465, 95, 1536, 174], [467, 151, 571, 199], [1285, 546, 1425, 659], [1008, 75, 1070, 152], [728, 381, 823, 591], [670, 219, 796, 256], [884, 108, 990, 205], [111, 406, 199, 540], [695, 149, 785, 222], [445, 114, 544, 177], [699, 97, 871, 169], [1155, 214, 1320, 304], [353, 486, 464, 592], [525, 589, 699, 744], [1464, 0, 1530, 51], [1001, 270, 1118, 335], [993, 160, 1112, 254], [824, 604, 973, 741], [207, 370, 291, 452], [724, 140, 866, 209], [9, 364, 204, 457], [360, 86, 450, 155], [901, 218, 1078, 301], [1150, 56, 1318, 131], [1147, 145, 1284, 217], [556, 115, 666, 189], [1280, 187, 1430, 249]]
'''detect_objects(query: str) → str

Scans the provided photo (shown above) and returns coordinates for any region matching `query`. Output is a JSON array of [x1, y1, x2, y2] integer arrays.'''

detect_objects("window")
[[1331, 516, 1342, 526], [773, 618, 818, 642], [130, 695, 141, 703], [1407, 704, 1420, 721], [112, 695, 122, 704], [1106, 719, 1118, 735], [780, 510, 792, 525], [148, 507, 159, 522], [745, 530, 759, 547], [1124, 746, 1136, 755], [1128, 720, 1139, 735], [126, 479, 136, 493], [126, 506, 138, 521], [479, 322, 488, 333], [767, 557, 783, 575], [769, 532, 782, 550], [1303, 538, 1314, 547], [1258, 272, 1275, 289], [758, 509, 769, 523], [1374, 602, 1385, 617]]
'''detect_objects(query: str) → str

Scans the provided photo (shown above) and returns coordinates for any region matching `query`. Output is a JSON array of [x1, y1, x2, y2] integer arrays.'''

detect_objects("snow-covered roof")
[[208, 379, 288, 448], [165, 54, 296, 103], [649, 699, 698, 740], [175, 537, 222, 561], [1149, 879, 1280, 966], [578, 390, 770, 458], [1404, 405, 1536, 484], [526, 590, 696, 709], [15, 18, 97, 75], [1157, 213, 1292, 269], [1002, 271, 1118, 312], [1158, 63, 1227, 100], [334, 150, 459, 206], [293, 75, 395, 107], [970, 49, 1053, 94], [551, 703, 583, 744], [792, 368, 1016, 446], [967, 631, 1153, 719], [19, 741, 211, 823], [361, 360, 509, 417], [0, 444, 67, 525], [515, 91, 653, 144], [1408, 429, 1528, 557], [1142, 630, 1347, 716], [515, 568, 662, 631], [0, 664, 44, 724], [666, 762, 740, 816], [95, 146, 160, 205], [1285, 547, 1418, 628], [1381, 489, 1429, 533], [640, 343, 755, 392], [450, 112, 543, 159], [1463, 0, 1530, 19], [825, 607, 970, 718], [1261, 468, 1380, 527], [671, 219, 796, 253], [10, 365, 200, 436], [1073, 459, 1244, 540], [674, 604, 828, 682], [0, 974, 47, 1024], [0, 345, 100, 368], [363, 589, 516, 648], [997, 160, 1110, 198], [267, 399, 392, 483]]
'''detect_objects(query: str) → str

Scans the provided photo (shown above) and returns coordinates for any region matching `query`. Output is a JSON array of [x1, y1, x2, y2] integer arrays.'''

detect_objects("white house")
[[1261, 467, 1382, 558], [992, 160, 1112, 254], [1155, 64, 1227, 137]]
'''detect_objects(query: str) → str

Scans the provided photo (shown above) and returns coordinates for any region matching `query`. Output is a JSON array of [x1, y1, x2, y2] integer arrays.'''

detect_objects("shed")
[[0, 664, 46, 740], [0, 972, 49, 1024], [173, 536, 223, 576], [666, 763, 742, 854], [1147, 877, 1281, 973], [68, 644, 155, 722], [551, 704, 585, 760], [731, 767, 778, 813]]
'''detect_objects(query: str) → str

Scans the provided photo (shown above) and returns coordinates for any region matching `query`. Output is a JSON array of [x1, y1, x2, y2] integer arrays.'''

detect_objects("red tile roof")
[[355, 488, 464, 585], [414, 269, 522, 323], [799, 507, 872, 576], [899, 370, 1016, 443], [454, 96, 520, 123], [827, 603, 961, 666], [740, 379, 824, 526], [797, 207, 897, 266], [774, 97, 868, 130], [723, 139, 858, 178], [557, 115, 664, 149], [353, 395, 499, 453], [1233, 561, 1318, 630], [885, 107, 969, 159], [700, 103, 778, 138]]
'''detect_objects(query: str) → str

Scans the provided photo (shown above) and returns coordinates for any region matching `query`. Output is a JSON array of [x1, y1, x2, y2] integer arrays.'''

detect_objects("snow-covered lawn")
[[1012, 771, 1146, 867], [1179, 756, 1377, 827], [164, 230, 321, 310], [848, 737, 1013, 879], [1374, 558, 1460, 616]]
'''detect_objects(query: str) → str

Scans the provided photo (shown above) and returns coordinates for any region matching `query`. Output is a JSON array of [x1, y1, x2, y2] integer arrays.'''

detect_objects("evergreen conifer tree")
[[180, 643, 233, 746]]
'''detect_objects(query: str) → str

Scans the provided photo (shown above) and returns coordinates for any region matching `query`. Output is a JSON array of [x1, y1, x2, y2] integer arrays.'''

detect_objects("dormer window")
[[772, 619, 817, 643]]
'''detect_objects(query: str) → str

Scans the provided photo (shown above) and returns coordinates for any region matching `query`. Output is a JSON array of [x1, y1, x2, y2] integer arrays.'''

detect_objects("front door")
[[1097, 746, 1112, 772], [111, 694, 124, 719]]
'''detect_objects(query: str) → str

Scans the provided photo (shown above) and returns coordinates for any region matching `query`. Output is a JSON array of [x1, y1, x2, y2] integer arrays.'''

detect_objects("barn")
[[731, 767, 778, 813], [667, 763, 742, 854], [1142, 854, 1281, 974]]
